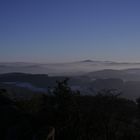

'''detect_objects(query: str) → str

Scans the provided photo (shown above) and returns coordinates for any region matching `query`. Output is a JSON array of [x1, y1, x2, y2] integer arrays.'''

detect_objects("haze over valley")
[[1, 60, 140, 100], [1, 60, 140, 76]]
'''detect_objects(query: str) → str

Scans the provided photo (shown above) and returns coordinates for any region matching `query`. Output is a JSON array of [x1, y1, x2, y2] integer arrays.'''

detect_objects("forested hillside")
[[1, 80, 140, 140]]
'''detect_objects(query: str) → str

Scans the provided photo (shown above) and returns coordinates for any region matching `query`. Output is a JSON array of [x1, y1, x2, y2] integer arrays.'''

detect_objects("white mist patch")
[[3, 82, 48, 93]]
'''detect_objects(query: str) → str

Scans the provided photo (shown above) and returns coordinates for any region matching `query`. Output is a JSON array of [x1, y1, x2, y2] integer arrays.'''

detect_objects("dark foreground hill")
[[1, 81, 140, 140]]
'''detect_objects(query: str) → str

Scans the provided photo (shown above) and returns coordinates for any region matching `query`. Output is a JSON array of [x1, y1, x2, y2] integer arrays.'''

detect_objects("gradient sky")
[[1, 0, 140, 63]]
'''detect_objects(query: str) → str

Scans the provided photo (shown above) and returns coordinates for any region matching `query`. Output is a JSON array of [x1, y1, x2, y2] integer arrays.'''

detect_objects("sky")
[[1, 0, 140, 63]]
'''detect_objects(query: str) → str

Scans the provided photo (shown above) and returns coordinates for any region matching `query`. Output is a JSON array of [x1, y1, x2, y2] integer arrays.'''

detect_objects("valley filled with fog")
[[1, 60, 140, 76], [1, 60, 140, 100]]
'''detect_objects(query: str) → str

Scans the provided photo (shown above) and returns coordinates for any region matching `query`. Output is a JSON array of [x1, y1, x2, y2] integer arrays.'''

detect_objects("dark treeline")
[[1, 79, 140, 140]]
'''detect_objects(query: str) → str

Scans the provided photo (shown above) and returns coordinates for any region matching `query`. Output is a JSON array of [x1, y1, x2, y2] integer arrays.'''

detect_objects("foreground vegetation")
[[1, 79, 140, 140]]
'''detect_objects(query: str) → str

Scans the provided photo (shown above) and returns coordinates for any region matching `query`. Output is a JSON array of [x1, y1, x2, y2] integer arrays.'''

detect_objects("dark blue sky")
[[1, 0, 140, 62]]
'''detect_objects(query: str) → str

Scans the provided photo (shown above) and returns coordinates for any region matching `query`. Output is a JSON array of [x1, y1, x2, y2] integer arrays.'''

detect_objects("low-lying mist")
[[1, 60, 140, 76]]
